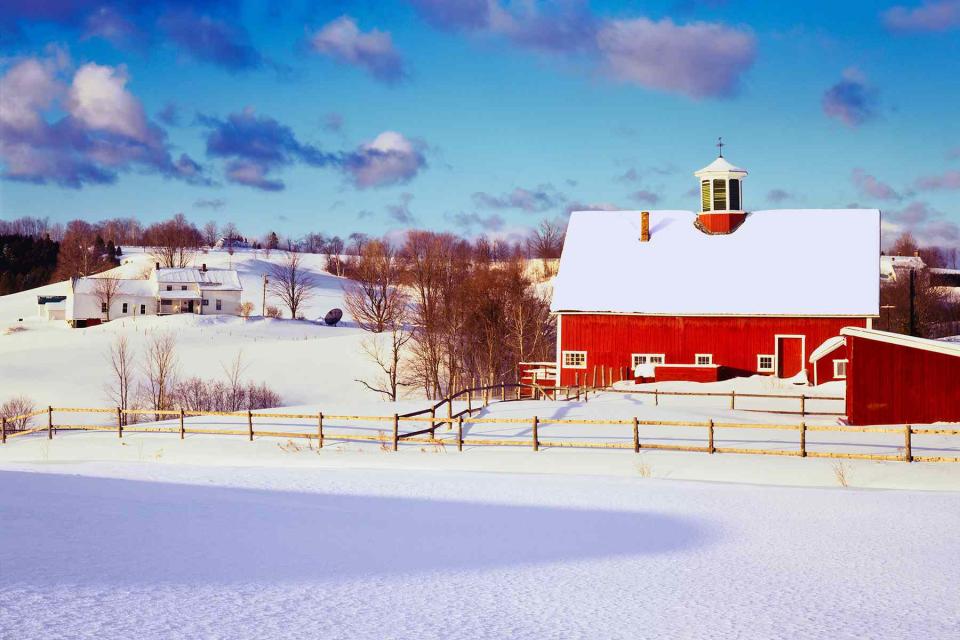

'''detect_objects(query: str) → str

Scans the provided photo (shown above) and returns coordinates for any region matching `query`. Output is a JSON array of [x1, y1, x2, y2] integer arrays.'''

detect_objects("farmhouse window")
[[181, 285, 187, 291], [695, 354, 713, 366], [216, 299, 222, 311], [562, 351, 587, 369], [140, 304, 146, 315], [833, 359, 848, 379], [632, 354, 665, 368], [161, 300, 172, 306], [757, 354, 775, 372], [122, 303, 128, 314], [101, 303, 107, 313], [166, 285, 172, 291], [202, 299, 209, 306]]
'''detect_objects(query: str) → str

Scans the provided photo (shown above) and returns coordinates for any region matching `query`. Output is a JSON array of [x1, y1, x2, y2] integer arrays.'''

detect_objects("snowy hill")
[[0, 248, 385, 408]]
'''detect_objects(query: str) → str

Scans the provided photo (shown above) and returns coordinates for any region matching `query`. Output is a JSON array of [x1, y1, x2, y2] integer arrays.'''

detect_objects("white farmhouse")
[[66, 263, 243, 327]]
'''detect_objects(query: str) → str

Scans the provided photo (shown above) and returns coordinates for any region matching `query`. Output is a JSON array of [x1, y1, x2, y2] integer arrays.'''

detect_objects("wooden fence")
[[2, 383, 958, 463]]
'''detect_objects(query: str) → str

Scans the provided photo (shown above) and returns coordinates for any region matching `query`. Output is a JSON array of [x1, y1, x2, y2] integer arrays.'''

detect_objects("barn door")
[[777, 337, 804, 378]]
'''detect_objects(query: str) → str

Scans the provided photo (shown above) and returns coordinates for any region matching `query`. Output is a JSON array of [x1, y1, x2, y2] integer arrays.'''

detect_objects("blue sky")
[[1, 0, 959, 247]]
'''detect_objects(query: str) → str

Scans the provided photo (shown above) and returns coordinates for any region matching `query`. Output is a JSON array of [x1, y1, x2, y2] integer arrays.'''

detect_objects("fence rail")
[[2, 384, 959, 463]]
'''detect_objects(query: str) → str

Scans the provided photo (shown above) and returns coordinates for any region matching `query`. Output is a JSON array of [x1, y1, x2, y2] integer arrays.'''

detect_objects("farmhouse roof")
[[155, 268, 242, 291], [551, 209, 880, 316], [72, 277, 154, 297]]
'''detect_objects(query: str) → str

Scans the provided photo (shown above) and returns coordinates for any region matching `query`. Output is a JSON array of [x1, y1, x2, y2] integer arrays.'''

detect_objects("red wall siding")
[[654, 366, 720, 383], [813, 343, 848, 385], [846, 337, 960, 425], [558, 314, 866, 386]]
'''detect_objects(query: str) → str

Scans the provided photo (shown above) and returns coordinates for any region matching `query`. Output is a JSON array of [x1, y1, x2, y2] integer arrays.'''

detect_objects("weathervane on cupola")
[[694, 138, 748, 235]]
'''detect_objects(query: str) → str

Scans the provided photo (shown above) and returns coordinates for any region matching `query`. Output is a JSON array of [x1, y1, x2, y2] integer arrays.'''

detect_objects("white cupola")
[[694, 139, 748, 234]]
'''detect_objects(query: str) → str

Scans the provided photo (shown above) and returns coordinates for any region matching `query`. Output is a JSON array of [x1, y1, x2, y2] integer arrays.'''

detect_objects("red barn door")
[[777, 336, 804, 378]]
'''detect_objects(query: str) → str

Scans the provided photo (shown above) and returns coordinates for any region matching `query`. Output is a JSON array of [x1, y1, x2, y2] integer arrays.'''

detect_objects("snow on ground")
[[1, 462, 959, 640]]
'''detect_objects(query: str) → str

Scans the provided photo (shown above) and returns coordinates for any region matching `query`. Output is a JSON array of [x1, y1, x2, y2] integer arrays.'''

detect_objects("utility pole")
[[261, 274, 269, 316], [909, 268, 916, 337]]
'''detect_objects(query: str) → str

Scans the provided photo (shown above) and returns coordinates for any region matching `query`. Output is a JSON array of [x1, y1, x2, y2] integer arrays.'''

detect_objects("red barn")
[[551, 153, 880, 386], [841, 327, 960, 425]]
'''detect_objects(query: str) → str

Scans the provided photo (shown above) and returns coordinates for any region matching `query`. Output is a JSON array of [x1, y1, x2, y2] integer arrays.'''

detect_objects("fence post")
[[457, 415, 463, 451], [592, 366, 597, 389], [447, 397, 452, 429], [117, 406, 123, 438], [1, 417, 6, 444], [179, 408, 185, 440], [318, 412, 324, 448], [708, 419, 715, 454], [467, 387, 473, 413], [633, 417, 639, 453], [730, 391, 736, 411], [654, 389, 659, 406], [247, 410, 253, 441], [429, 406, 436, 438], [47, 406, 52, 440], [799, 421, 806, 457], [483, 385, 489, 407], [501, 381, 505, 402], [904, 425, 912, 462], [800, 394, 806, 417], [392, 413, 399, 452], [532, 415, 539, 451]]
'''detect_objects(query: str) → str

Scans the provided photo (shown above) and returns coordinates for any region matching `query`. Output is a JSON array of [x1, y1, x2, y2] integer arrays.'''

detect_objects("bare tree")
[[142, 332, 178, 422], [356, 311, 412, 401], [269, 252, 315, 319], [105, 335, 136, 424], [144, 214, 201, 268], [221, 351, 249, 412], [325, 235, 345, 276], [0, 395, 35, 431], [202, 221, 219, 247], [526, 218, 565, 278], [93, 275, 122, 321], [343, 240, 405, 332]]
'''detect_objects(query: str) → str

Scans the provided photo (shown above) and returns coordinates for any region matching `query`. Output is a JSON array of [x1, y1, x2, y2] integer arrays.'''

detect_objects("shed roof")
[[551, 209, 880, 316], [841, 327, 960, 358], [809, 336, 846, 363]]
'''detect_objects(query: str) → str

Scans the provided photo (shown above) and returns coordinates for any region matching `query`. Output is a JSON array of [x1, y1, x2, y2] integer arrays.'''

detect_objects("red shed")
[[841, 327, 960, 425], [550, 152, 880, 386], [808, 335, 848, 386]]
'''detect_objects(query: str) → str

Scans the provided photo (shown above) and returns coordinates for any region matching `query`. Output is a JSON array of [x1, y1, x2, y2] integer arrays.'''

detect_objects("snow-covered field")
[[2, 463, 959, 639], [3, 247, 960, 638]]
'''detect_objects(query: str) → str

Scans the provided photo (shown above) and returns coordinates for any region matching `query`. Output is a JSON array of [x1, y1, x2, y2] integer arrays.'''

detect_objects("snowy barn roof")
[[551, 209, 880, 316], [155, 268, 242, 291]]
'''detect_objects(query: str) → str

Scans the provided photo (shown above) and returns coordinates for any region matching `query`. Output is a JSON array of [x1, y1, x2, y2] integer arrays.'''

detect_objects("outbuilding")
[[841, 327, 960, 425]]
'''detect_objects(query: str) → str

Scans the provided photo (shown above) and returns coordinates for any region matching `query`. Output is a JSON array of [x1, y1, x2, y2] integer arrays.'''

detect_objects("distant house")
[[880, 254, 925, 285], [65, 263, 243, 327], [213, 237, 251, 250], [36, 295, 67, 321]]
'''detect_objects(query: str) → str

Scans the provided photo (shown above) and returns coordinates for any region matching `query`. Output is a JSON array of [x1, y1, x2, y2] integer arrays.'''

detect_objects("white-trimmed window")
[[563, 351, 587, 369], [122, 303, 128, 314], [695, 354, 713, 366], [757, 354, 775, 372], [632, 354, 665, 368], [833, 359, 848, 379], [140, 304, 146, 315], [216, 299, 222, 311]]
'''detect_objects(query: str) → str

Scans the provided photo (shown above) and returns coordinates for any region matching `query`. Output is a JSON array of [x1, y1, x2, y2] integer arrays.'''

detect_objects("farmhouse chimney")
[[640, 211, 650, 242]]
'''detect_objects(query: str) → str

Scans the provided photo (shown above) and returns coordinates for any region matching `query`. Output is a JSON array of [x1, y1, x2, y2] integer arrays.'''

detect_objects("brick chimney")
[[640, 211, 650, 242]]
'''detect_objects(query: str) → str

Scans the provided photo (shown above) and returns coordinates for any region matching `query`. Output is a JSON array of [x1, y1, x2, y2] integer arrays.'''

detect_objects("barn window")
[[729, 179, 741, 210], [712, 179, 727, 210], [757, 354, 775, 372], [632, 354, 665, 368], [562, 351, 587, 369], [701, 180, 711, 211], [695, 354, 713, 365], [122, 303, 128, 314], [833, 359, 848, 379]]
